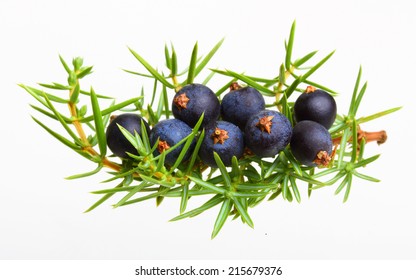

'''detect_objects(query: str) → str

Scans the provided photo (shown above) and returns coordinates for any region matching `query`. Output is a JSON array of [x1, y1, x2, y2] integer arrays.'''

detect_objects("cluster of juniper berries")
[[106, 83, 337, 168]]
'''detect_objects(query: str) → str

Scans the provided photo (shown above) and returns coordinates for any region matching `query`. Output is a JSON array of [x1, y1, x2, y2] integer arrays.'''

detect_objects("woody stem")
[[68, 79, 121, 173], [332, 129, 387, 145]]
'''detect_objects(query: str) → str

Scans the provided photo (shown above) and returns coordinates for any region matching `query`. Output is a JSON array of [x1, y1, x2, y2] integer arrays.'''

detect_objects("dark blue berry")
[[199, 121, 244, 167], [220, 83, 265, 130], [244, 110, 292, 158], [290, 120, 333, 167], [172, 83, 220, 128], [294, 86, 337, 129], [149, 119, 195, 166], [106, 113, 150, 159]]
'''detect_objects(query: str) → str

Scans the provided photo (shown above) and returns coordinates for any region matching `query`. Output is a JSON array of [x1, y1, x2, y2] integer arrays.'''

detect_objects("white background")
[[1, 0, 415, 261]]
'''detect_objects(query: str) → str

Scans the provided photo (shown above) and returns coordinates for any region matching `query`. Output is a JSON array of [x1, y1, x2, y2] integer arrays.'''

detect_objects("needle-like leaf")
[[170, 43, 178, 78], [59, 55, 71, 74], [180, 183, 189, 214], [128, 47, 174, 89], [357, 107, 402, 124], [188, 176, 226, 194], [231, 197, 254, 228], [80, 97, 141, 122], [194, 38, 224, 77], [90, 87, 107, 157], [187, 42, 198, 84], [213, 152, 232, 189], [285, 20, 296, 70], [349, 66, 362, 116], [170, 194, 223, 221], [293, 50, 318, 68], [211, 198, 232, 239], [32, 116, 80, 150]]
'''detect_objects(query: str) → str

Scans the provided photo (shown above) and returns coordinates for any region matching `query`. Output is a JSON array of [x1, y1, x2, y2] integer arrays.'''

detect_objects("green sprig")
[[22, 21, 400, 238]]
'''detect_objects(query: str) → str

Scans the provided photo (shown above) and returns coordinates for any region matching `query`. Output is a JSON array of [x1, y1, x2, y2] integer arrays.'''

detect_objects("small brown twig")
[[68, 80, 122, 173], [332, 128, 387, 146]]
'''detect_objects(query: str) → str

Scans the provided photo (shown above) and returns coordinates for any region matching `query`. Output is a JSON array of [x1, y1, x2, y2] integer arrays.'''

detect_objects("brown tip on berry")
[[244, 147, 254, 156], [305, 85, 316, 94], [229, 82, 242, 91], [211, 128, 229, 144], [110, 115, 118, 122], [157, 140, 171, 153], [173, 93, 190, 110], [256, 115, 274, 134], [313, 150, 331, 167]]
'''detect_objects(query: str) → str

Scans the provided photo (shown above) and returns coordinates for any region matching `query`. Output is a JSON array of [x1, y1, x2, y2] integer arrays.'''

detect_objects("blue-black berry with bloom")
[[106, 113, 150, 159], [199, 121, 244, 167], [220, 83, 265, 130], [149, 119, 196, 166], [244, 110, 292, 158], [172, 83, 220, 128], [290, 120, 333, 167], [294, 86, 337, 129]]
